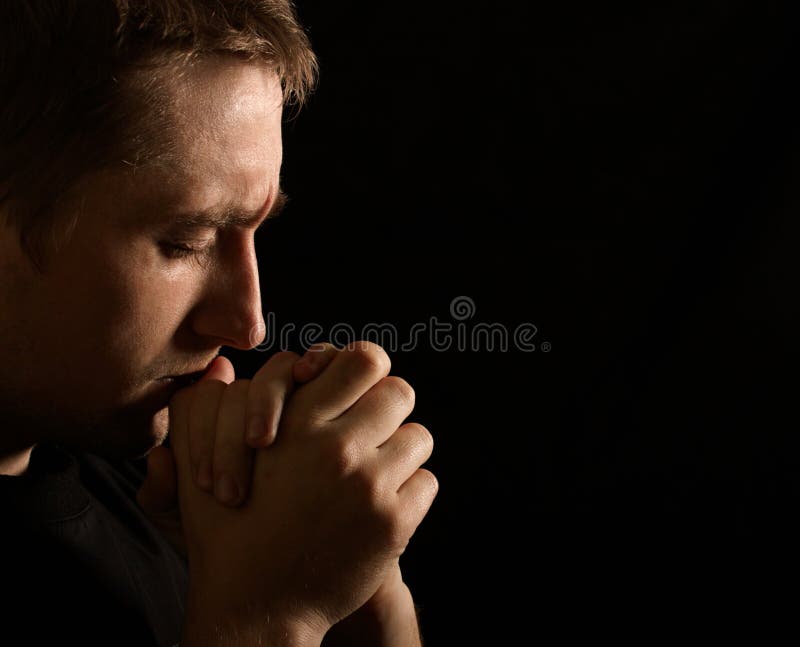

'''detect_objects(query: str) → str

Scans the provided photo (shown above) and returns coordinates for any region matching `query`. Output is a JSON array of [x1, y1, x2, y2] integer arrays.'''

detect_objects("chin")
[[78, 405, 171, 462]]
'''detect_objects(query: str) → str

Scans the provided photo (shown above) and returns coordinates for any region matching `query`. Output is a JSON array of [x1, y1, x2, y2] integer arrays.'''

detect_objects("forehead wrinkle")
[[110, 60, 284, 230], [157, 185, 287, 231]]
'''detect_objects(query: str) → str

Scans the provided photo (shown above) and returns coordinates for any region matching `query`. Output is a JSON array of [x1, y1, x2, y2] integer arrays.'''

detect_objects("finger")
[[136, 445, 178, 515], [201, 354, 236, 384], [376, 423, 434, 491], [246, 345, 339, 447], [336, 376, 416, 447], [292, 342, 339, 384], [396, 468, 439, 538], [187, 362, 233, 493], [245, 350, 301, 448], [286, 341, 392, 426], [212, 379, 250, 506], [167, 387, 195, 495], [188, 381, 227, 492]]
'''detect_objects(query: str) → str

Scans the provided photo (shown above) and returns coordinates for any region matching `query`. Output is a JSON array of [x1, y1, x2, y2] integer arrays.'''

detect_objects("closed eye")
[[159, 241, 211, 260]]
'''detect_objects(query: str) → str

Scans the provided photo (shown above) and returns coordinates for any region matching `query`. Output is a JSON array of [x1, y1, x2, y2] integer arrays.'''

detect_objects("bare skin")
[[0, 55, 437, 645], [139, 342, 431, 646], [169, 340, 436, 646], [0, 57, 279, 467]]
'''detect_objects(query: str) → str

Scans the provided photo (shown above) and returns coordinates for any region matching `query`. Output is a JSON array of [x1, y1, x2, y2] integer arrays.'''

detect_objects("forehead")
[[119, 57, 285, 220], [165, 56, 283, 148]]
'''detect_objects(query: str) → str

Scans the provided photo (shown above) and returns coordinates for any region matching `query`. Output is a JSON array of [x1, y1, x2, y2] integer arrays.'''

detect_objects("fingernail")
[[263, 414, 279, 446], [247, 415, 266, 443], [197, 461, 213, 491], [296, 356, 314, 371], [302, 344, 324, 366], [215, 474, 239, 505]]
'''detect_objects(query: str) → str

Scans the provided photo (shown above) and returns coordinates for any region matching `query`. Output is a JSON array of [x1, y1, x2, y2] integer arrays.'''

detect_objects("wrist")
[[182, 585, 327, 647], [182, 609, 325, 647], [322, 581, 422, 647]]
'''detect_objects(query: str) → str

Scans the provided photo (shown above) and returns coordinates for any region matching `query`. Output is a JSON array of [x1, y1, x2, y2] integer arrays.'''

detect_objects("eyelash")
[[160, 228, 267, 260], [161, 242, 210, 259]]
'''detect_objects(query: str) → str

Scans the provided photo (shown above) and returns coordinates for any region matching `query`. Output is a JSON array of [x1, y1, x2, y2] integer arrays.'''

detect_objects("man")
[[0, 2, 437, 645]]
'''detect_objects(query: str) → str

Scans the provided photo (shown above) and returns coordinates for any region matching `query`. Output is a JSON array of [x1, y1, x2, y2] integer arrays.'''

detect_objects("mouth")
[[158, 367, 209, 388], [156, 356, 218, 389], [162, 372, 205, 388]]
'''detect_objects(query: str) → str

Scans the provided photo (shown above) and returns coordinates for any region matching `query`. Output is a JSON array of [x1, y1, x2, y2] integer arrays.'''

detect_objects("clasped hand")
[[137, 341, 437, 644]]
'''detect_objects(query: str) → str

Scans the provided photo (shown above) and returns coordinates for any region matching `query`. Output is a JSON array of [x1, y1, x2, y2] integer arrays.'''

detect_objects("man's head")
[[0, 1, 317, 462]]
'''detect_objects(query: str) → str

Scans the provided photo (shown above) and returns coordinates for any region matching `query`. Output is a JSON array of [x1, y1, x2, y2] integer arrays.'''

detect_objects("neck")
[[0, 446, 34, 476]]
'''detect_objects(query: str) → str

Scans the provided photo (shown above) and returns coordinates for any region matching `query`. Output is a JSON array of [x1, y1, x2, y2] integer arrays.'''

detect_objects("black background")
[[223, 2, 800, 642]]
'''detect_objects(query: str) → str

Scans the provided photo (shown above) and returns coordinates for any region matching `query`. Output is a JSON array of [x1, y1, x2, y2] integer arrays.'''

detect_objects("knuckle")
[[344, 341, 391, 377], [270, 350, 302, 366], [327, 436, 361, 476], [414, 467, 439, 508], [402, 423, 433, 455], [412, 423, 433, 450], [417, 468, 440, 499], [380, 376, 415, 410]]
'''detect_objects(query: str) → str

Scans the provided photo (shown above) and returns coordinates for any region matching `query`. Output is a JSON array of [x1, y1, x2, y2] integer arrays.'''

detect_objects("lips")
[[163, 371, 205, 388], [159, 358, 218, 386]]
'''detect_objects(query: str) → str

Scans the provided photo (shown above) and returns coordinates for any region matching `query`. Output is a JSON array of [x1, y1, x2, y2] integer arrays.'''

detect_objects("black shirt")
[[1, 443, 188, 646]]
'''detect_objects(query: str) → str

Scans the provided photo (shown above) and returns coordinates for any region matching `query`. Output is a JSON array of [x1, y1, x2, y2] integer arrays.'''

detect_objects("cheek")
[[54, 240, 199, 383], [104, 265, 198, 357]]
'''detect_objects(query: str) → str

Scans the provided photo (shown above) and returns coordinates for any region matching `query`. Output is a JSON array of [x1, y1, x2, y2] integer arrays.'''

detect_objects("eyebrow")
[[169, 189, 289, 230]]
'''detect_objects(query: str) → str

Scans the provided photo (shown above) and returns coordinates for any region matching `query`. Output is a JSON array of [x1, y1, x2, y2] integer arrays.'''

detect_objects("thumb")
[[136, 445, 178, 515], [198, 354, 236, 385]]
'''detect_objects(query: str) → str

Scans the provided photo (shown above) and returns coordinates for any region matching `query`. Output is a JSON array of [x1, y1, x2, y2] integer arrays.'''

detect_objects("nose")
[[191, 234, 267, 351]]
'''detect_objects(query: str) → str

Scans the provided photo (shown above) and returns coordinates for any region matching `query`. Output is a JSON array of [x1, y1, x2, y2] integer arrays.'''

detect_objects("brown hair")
[[0, 0, 318, 272]]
